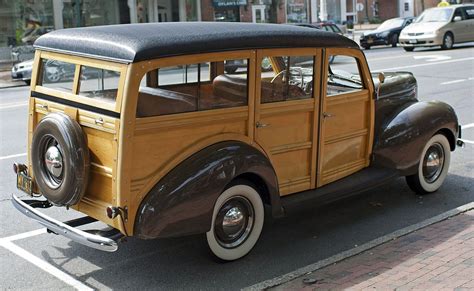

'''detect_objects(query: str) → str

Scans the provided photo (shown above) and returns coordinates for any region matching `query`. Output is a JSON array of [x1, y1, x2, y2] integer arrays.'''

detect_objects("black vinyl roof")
[[34, 22, 358, 63]]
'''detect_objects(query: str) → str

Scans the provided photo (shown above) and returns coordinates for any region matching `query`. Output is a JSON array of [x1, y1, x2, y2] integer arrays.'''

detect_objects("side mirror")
[[453, 16, 462, 22], [378, 72, 385, 84]]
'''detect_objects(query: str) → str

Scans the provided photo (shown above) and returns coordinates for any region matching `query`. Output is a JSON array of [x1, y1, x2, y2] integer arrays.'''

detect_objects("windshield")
[[378, 18, 404, 30], [415, 8, 453, 23]]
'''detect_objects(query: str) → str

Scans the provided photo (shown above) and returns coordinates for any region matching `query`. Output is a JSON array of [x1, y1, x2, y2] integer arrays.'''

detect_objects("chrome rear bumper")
[[12, 194, 120, 252]]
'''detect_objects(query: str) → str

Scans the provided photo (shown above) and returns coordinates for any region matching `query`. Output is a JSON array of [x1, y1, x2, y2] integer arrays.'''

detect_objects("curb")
[[0, 84, 28, 89], [243, 202, 474, 291]]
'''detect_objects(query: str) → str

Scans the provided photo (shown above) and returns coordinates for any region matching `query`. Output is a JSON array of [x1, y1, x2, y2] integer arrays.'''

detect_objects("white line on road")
[[0, 102, 28, 110], [461, 139, 474, 144], [373, 57, 474, 72], [441, 79, 466, 85], [0, 240, 93, 291], [2, 228, 46, 242], [462, 123, 474, 130], [0, 153, 27, 161]]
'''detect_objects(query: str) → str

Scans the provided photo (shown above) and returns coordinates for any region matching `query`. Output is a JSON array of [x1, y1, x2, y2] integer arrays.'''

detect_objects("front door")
[[317, 48, 374, 187], [255, 49, 322, 195]]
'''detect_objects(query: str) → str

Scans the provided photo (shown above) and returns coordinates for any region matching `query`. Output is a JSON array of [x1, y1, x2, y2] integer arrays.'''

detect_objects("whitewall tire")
[[206, 182, 264, 261], [406, 134, 451, 194]]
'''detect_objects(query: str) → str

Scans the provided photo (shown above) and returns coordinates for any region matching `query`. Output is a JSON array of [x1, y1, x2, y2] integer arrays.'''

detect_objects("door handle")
[[323, 112, 335, 118], [256, 121, 270, 128]]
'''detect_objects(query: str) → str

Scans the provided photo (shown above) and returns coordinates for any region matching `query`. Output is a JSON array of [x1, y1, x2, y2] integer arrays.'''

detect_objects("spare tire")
[[31, 112, 90, 206]]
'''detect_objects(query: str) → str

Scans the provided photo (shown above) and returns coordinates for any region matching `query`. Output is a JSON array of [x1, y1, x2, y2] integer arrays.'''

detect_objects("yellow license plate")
[[17, 172, 33, 195], [367, 38, 374, 44]]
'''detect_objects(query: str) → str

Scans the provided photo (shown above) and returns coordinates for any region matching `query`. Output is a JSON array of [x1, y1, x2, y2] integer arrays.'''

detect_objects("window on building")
[[260, 55, 314, 103], [137, 59, 248, 117], [326, 55, 364, 96]]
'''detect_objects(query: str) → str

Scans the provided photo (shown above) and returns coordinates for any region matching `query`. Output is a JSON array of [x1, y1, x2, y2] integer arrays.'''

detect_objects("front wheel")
[[403, 47, 415, 52], [206, 181, 264, 261], [406, 134, 451, 194], [441, 33, 454, 50], [391, 34, 399, 47]]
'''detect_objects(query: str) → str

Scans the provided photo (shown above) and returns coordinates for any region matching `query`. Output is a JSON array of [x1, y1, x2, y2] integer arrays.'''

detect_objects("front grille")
[[408, 33, 424, 36]]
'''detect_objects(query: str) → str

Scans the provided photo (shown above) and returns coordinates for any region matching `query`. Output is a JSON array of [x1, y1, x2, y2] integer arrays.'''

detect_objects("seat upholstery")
[[137, 86, 196, 117]]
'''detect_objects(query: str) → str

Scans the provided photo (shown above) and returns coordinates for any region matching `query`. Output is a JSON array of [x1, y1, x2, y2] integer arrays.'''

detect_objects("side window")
[[260, 55, 314, 103], [39, 59, 75, 92], [453, 8, 465, 20], [327, 55, 364, 96], [137, 58, 248, 117], [463, 7, 474, 20], [78, 66, 120, 104]]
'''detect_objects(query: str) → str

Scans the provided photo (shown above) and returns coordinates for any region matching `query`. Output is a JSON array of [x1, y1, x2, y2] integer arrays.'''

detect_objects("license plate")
[[17, 171, 32, 195], [367, 38, 374, 44], [409, 39, 418, 44]]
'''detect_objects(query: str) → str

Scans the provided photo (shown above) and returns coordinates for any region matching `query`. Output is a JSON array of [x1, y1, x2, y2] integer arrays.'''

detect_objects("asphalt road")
[[0, 44, 473, 290]]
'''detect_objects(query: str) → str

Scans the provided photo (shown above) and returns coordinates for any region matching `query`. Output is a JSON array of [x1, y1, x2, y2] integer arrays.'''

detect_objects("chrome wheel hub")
[[445, 35, 453, 48], [214, 196, 254, 249], [45, 146, 63, 178], [422, 143, 444, 183]]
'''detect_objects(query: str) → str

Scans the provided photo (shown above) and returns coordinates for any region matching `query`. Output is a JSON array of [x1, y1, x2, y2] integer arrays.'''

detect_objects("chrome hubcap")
[[214, 196, 254, 249], [422, 143, 444, 183], [45, 146, 63, 178], [445, 35, 453, 48]]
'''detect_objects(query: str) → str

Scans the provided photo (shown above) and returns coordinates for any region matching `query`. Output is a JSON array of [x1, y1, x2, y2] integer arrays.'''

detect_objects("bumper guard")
[[12, 194, 121, 252]]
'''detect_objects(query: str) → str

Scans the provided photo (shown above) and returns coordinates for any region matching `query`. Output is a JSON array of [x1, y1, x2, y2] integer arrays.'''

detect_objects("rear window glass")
[[79, 66, 120, 104], [40, 59, 74, 92]]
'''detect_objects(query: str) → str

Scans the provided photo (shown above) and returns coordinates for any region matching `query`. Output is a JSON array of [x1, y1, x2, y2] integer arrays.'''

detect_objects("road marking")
[[413, 55, 451, 62], [0, 102, 28, 110], [461, 139, 474, 144], [0, 152, 27, 161], [462, 123, 474, 129], [1, 228, 46, 242], [441, 79, 466, 85], [0, 240, 93, 291], [373, 57, 474, 71]]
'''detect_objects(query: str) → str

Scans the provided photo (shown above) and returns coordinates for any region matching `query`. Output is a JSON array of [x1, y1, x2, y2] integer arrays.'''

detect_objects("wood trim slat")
[[324, 128, 368, 145], [270, 141, 312, 155]]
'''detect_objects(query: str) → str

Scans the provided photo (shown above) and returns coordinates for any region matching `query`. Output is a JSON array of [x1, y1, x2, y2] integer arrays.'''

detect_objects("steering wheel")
[[270, 70, 286, 84]]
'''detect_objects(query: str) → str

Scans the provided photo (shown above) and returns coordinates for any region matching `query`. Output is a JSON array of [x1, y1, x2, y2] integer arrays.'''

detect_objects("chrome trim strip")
[[11, 194, 118, 252]]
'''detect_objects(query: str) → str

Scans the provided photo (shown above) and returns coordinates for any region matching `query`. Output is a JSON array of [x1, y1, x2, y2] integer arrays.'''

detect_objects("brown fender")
[[372, 100, 459, 175], [134, 141, 280, 239]]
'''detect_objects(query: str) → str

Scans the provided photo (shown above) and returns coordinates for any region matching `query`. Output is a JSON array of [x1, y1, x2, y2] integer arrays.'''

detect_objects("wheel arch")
[[133, 140, 281, 240]]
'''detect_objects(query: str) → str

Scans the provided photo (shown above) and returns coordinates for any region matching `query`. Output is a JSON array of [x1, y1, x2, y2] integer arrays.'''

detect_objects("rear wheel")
[[406, 134, 450, 194], [403, 47, 415, 52], [441, 33, 454, 50], [206, 181, 264, 261], [362, 45, 371, 50]]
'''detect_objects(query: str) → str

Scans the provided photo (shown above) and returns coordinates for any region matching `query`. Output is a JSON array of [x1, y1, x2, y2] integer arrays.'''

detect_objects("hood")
[[372, 72, 417, 101], [401, 22, 446, 33]]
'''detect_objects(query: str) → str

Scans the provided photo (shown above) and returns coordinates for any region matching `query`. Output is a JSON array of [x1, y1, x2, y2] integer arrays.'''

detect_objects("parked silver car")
[[399, 4, 474, 51], [11, 59, 33, 85]]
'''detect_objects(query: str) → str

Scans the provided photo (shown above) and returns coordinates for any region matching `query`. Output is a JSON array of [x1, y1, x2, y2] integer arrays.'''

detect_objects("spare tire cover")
[[31, 112, 90, 206]]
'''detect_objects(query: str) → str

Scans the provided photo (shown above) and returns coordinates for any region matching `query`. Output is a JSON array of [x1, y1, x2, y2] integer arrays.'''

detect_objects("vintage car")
[[12, 22, 461, 261]]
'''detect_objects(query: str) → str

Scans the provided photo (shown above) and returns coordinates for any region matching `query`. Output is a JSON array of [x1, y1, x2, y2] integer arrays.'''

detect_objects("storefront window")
[[185, 0, 198, 21], [214, 8, 240, 22], [287, 0, 309, 23], [325, 0, 342, 23], [62, 0, 121, 28]]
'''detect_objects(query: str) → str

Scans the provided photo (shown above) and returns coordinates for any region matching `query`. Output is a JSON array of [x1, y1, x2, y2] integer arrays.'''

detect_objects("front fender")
[[373, 101, 458, 175], [134, 141, 279, 239]]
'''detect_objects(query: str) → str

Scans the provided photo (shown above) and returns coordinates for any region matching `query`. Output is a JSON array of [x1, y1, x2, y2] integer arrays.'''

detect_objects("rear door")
[[317, 48, 375, 187], [254, 49, 322, 196]]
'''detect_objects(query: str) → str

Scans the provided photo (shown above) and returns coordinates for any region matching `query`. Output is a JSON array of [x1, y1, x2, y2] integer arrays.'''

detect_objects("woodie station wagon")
[[12, 22, 461, 261]]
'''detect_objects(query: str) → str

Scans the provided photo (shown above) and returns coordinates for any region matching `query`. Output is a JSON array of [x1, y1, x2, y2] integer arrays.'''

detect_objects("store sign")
[[212, 0, 247, 7]]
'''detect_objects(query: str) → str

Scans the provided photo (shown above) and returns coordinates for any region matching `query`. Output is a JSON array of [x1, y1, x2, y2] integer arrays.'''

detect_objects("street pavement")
[[0, 44, 473, 290]]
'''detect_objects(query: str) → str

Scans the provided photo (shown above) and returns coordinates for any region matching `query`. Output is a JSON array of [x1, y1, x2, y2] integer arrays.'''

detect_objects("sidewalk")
[[271, 208, 474, 290], [0, 70, 26, 89]]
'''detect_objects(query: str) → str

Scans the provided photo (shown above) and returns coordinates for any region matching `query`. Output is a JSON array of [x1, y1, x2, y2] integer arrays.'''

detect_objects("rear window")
[[79, 66, 120, 104], [40, 59, 75, 92]]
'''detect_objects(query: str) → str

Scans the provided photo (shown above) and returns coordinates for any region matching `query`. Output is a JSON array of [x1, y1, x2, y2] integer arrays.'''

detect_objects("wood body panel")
[[317, 48, 375, 186]]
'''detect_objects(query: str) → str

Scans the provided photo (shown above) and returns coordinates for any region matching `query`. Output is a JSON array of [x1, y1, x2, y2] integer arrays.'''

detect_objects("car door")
[[317, 48, 375, 187], [450, 7, 468, 42], [462, 6, 474, 42], [254, 48, 322, 196]]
